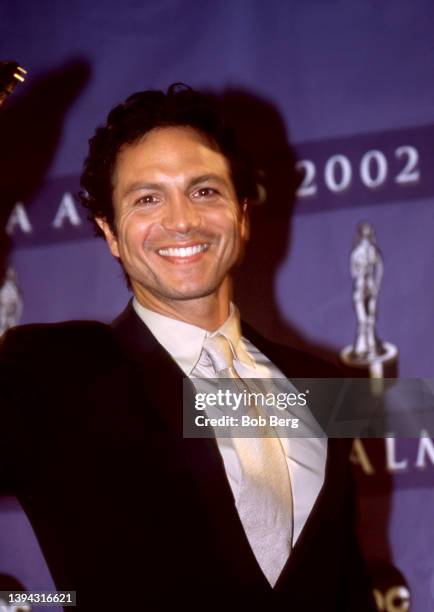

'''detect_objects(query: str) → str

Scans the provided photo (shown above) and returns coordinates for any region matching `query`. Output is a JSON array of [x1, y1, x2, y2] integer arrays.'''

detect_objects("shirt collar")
[[132, 298, 254, 375]]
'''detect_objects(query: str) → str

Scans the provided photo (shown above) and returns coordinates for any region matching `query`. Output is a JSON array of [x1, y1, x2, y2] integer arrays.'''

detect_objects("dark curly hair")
[[79, 83, 257, 237]]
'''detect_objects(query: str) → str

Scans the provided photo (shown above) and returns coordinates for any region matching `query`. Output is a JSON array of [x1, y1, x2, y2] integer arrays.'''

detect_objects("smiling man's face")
[[97, 126, 248, 319]]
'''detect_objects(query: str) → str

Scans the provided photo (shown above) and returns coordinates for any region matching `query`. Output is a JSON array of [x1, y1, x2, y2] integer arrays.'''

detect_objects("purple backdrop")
[[1, 2, 434, 610]]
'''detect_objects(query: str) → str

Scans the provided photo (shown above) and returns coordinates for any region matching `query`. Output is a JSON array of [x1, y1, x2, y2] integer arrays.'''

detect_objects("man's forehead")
[[112, 125, 233, 188]]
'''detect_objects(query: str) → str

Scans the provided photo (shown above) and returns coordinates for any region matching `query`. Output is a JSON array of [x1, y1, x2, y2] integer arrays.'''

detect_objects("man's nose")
[[161, 193, 201, 234]]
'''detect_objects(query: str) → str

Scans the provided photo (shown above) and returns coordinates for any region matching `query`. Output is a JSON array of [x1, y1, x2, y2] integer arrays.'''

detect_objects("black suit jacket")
[[0, 302, 375, 611]]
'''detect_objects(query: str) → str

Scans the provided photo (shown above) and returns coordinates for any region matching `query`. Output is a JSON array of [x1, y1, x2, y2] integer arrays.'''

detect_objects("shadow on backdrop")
[[0, 57, 91, 284], [216, 88, 344, 366]]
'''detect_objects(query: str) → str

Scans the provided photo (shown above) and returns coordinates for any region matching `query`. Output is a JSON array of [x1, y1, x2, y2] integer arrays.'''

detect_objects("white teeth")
[[158, 244, 209, 258]]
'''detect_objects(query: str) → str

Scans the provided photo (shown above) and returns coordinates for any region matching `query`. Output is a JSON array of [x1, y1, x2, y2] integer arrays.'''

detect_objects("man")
[[1, 84, 375, 610]]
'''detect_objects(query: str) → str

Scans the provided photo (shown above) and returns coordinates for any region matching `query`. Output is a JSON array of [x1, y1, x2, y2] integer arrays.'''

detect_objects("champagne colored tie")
[[202, 335, 293, 586]]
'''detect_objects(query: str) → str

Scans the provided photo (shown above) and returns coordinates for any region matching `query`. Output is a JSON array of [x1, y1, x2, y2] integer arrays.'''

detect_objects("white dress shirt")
[[133, 298, 327, 545]]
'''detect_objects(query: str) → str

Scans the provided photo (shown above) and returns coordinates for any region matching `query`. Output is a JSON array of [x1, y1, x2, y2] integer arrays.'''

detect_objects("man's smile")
[[156, 242, 211, 261]]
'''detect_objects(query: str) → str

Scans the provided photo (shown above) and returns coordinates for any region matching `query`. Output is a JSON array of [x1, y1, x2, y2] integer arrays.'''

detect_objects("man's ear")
[[95, 217, 120, 258], [240, 199, 250, 242]]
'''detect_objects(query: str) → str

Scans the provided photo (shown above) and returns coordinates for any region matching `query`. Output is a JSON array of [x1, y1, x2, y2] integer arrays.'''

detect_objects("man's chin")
[[130, 273, 230, 306], [162, 284, 219, 302]]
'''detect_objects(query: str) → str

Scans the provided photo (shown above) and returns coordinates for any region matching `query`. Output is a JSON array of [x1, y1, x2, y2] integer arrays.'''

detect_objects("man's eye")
[[193, 187, 218, 199], [135, 194, 159, 206]]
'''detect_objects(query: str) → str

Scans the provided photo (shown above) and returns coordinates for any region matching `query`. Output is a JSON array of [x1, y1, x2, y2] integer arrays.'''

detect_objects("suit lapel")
[[111, 300, 190, 434], [111, 303, 229, 487]]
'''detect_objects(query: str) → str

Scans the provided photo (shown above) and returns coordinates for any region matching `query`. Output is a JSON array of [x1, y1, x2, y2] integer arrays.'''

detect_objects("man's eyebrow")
[[121, 174, 229, 197], [187, 174, 229, 189], [122, 173, 228, 197], [122, 181, 164, 197]]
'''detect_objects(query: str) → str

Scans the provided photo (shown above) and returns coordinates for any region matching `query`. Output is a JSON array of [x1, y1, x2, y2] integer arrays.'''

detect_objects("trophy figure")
[[341, 222, 397, 378], [0, 267, 23, 336]]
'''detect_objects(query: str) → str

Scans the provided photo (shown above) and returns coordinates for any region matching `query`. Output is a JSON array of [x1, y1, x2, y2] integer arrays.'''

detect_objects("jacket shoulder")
[[0, 320, 117, 367]]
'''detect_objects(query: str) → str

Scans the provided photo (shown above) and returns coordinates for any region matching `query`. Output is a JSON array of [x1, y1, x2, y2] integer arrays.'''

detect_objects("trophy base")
[[340, 342, 398, 378]]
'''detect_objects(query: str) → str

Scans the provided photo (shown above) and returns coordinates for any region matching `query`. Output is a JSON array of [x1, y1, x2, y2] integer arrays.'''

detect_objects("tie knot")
[[202, 334, 235, 375]]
